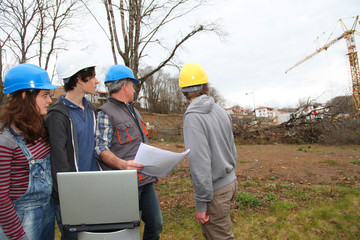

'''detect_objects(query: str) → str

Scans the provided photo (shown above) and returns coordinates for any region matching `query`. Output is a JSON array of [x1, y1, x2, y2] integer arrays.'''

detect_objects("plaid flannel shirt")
[[95, 110, 113, 157]]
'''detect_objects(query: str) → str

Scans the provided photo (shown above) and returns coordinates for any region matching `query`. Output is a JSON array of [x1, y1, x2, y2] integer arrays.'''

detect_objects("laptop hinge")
[[63, 220, 141, 232]]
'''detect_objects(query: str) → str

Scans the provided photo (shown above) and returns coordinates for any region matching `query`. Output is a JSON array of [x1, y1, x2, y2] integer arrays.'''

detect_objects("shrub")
[[265, 193, 278, 202], [236, 192, 260, 208]]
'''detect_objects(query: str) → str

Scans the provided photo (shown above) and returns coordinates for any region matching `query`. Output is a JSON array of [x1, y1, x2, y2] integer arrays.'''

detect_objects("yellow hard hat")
[[179, 63, 208, 89]]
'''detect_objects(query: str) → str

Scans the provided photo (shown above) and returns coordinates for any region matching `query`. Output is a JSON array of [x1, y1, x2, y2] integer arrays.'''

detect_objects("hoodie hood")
[[47, 95, 71, 117], [185, 94, 214, 115]]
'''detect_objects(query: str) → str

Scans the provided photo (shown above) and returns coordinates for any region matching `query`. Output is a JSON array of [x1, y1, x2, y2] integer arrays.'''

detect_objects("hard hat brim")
[[131, 78, 140, 84], [181, 84, 203, 93], [4, 83, 58, 94]]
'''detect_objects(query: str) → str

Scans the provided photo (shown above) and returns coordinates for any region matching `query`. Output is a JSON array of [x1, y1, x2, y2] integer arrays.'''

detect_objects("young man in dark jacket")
[[46, 51, 100, 240]]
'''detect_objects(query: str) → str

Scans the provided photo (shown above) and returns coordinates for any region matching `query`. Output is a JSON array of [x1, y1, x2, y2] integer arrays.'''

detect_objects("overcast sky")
[[72, 0, 360, 109]]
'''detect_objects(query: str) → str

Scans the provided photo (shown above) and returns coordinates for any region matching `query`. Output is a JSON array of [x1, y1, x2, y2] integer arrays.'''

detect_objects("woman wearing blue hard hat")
[[0, 63, 57, 240]]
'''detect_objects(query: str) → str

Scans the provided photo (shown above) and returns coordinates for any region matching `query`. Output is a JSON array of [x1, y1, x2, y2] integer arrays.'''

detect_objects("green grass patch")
[[265, 193, 277, 202], [231, 186, 360, 240], [350, 159, 360, 165], [270, 201, 298, 211], [238, 160, 252, 164], [298, 145, 323, 152], [236, 192, 260, 208], [319, 160, 339, 166], [241, 180, 259, 188], [298, 145, 312, 151], [171, 168, 180, 173]]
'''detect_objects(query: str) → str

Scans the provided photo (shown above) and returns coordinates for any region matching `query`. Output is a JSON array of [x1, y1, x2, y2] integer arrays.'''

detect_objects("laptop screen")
[[57, 170, 140, 232]]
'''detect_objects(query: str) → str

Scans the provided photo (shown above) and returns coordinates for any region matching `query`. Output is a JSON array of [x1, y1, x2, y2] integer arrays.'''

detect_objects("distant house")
[[225, 107, 248, 116], [234, 108, 248, 115], [86, 91, 108, 104], [50, 86, 65, 99], [253, 107, 292, 124], [50, 86, 108, 105], [254, 106, 274, 118], [274, 111, 291, 124]]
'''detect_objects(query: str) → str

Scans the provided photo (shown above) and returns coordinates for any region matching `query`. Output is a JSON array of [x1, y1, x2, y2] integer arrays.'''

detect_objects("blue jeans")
[[0, 199, 54, 240], [11, 199, 54, 240], [138, 183, 163, 240]]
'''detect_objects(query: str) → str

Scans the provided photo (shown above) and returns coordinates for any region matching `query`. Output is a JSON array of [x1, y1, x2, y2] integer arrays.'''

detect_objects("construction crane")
[[285, 16, 360, 110]]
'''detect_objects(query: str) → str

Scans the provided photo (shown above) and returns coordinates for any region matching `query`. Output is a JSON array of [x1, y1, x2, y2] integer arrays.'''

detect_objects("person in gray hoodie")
[[179, 63, 238, 240]]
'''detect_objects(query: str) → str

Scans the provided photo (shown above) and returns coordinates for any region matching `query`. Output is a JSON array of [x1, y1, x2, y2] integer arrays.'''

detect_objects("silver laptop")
[[57, 170, 140, 232]]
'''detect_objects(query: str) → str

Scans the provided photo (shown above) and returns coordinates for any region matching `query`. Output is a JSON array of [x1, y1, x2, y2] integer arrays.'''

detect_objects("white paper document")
[[134, 143, 190, 177]]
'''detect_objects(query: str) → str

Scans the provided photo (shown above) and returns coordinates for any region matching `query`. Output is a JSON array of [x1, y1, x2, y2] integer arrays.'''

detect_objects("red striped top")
[[0, 133, 50, 240]]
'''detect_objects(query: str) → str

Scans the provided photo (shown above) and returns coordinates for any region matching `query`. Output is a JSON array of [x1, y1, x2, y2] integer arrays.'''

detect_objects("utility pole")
[[246, 91, 256, 111]]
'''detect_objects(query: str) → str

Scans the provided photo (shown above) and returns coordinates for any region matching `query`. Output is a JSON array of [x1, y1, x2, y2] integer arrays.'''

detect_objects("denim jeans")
[[138, 183, 163, 240], [0, 128, 54, 240]]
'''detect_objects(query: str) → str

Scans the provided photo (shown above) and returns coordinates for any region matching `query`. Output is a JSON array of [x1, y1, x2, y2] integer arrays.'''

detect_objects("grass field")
[[55, 176, 360, 240], [54, 143, 360, 239], [157, 180, 360, 239]]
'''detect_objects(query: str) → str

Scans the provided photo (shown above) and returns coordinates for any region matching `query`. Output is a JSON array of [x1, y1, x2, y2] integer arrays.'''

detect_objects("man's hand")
[[99, 150, 144, 170], [126, 160, 144, 170], [195, 211, 209, 224]]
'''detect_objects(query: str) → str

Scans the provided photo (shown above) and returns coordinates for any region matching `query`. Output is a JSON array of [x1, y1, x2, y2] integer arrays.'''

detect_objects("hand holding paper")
[[134, 143, 190, 177]]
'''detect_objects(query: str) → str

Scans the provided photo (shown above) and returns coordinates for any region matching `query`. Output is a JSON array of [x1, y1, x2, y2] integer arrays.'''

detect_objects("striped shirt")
[[0, 130, 50, 240]]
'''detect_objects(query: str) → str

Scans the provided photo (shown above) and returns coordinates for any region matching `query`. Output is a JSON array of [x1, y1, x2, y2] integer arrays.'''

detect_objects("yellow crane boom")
[[285, 16, 360, 110], [285, 32, 349, 74]]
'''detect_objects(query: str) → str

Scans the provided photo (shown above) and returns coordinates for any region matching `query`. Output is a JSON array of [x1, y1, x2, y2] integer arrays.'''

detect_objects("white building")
[[254, 106, 274, 118], [85, 91, 108, 104], [274, 111, 291, 124]]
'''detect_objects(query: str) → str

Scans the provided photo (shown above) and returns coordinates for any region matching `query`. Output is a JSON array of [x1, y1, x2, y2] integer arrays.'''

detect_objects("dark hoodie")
[[45, 96, 97, 204]]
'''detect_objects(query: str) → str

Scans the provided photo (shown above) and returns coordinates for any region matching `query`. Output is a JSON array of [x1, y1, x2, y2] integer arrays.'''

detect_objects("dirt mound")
[[141, 112, 183, 137]]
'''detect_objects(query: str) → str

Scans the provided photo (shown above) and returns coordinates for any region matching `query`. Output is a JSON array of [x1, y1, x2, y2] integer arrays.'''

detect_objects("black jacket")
[[46, 95, 97, 204]]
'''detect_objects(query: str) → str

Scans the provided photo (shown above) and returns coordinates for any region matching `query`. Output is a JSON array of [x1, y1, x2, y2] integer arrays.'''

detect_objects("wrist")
[[120, 159, 127, 170]]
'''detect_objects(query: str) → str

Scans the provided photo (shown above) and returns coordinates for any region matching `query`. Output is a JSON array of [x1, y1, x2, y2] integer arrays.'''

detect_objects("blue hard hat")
[[4, 63, 58, 94], [105, 65, 139, 84]]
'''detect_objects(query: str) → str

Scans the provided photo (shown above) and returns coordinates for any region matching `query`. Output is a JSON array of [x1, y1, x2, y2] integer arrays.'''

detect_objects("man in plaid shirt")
[[95, 65, 163, 240]]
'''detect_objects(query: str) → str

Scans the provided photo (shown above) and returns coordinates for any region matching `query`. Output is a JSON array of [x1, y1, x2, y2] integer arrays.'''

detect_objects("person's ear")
[[77, 75, 83, 86], [122, 82, 128, 91], [21, 91, 26, 99]]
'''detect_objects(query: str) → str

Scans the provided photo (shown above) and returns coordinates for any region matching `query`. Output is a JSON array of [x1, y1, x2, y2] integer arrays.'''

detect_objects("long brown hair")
[[0, 89, 48, 144]]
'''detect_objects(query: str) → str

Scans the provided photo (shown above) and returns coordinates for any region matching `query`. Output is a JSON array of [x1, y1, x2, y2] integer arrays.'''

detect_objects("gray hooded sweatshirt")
[[183, 94, 237, 212]]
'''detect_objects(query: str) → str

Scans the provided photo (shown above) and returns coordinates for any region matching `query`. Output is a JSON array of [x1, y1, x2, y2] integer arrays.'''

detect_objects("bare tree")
[[0, 0, 84, 70], [0, 36, 10, 104], [209, 84, 226, 107], [38, 0, 83, 70], [326, 95, 356, 116], [141, 68, 176, 113], [98, 0, 221, 97], [0, 0, 40, 63], [140, 66, 226, 113]]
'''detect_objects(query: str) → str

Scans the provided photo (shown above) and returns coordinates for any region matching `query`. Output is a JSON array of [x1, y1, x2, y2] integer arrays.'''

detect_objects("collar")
[[62, 95, 87, 109]]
